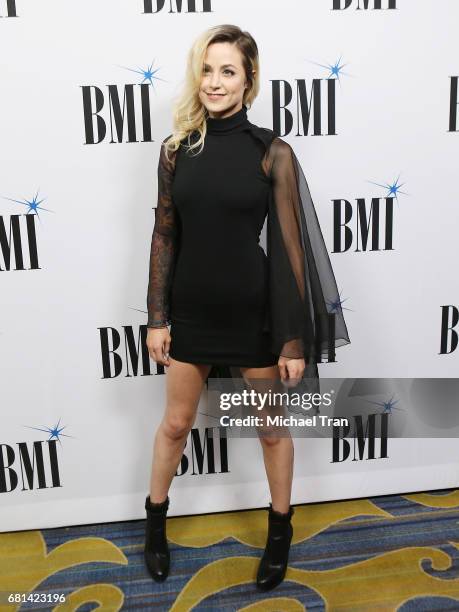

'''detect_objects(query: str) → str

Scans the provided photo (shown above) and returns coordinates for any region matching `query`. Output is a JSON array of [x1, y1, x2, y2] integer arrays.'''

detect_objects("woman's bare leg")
[[149, 357, 212, 503], [239, 364, 294, 514]]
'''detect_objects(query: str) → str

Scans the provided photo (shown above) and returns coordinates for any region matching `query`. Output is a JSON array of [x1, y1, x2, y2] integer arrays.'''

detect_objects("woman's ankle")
[[149, 493, 168, 504], [270, 501, 292, 515]]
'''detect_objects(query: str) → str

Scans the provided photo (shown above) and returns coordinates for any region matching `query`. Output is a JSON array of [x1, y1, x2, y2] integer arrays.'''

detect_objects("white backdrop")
[[1, 0, 458, 531]]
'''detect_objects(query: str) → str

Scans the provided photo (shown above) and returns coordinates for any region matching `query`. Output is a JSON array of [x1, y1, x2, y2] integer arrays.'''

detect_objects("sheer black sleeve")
[[146, 136, 179, 329], [264, 137, 350, 363]]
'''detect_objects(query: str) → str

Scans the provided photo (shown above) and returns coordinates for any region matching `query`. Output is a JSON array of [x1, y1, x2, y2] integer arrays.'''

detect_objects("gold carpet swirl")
[[402, 490, 459, 508], [0, 531, 127, 612], [171, 546, 459, 611], [167, 499, 391, 548]]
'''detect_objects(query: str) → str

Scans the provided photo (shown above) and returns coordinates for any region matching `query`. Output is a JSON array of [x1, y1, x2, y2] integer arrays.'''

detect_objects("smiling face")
[[199, 41, 254, 119]]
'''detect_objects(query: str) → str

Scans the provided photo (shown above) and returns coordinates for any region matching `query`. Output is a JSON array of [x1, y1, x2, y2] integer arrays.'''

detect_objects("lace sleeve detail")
[[263, 137, 350, 363], [146, 136, 179, 329]]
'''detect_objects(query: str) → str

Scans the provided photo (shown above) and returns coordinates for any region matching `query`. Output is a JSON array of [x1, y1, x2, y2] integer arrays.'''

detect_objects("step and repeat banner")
[[1, 0, 458, 531]]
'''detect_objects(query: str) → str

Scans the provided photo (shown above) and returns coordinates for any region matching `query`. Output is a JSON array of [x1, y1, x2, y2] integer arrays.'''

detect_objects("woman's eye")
[[202, 67, 234, 75]]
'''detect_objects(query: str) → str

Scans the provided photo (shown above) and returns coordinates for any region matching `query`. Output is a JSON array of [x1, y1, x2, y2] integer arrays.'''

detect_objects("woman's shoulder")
[[268, 136, 295, 161], [246, 122, 293, 157], [246, 122, 275, 148]]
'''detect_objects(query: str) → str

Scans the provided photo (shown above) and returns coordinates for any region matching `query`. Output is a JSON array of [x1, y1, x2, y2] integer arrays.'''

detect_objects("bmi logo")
[[0, 191, 50, 271], [332, 175, 407, 252], [0, 426, 65, 493], [271, 55, 352, 136], [332, 412, 389, 462], [143, 0, 212, 13], [0, 214, 40, 271], [177, 428, 229, 476], [271, 78, 338, 136], [81, 60, 170, 144], [99, 325, 159, 377], [332, 0, 396, 9]]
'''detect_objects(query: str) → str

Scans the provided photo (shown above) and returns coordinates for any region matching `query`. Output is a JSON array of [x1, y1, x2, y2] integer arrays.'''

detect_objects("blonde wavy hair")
[[163, 24, 260, 161]]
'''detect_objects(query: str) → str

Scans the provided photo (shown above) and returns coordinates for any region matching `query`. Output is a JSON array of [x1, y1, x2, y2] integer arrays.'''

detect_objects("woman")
[[144, 24, 350, 591]]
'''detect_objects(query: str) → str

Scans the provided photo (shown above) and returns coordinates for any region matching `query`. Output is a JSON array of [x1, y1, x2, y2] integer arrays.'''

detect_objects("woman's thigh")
[[163, 357, 212, 428], [239, 364, 281, 396], [239, 364, 280, 381]]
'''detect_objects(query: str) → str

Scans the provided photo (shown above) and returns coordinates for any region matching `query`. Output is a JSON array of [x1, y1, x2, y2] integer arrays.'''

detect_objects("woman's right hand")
[[146, 326, 171, 366]]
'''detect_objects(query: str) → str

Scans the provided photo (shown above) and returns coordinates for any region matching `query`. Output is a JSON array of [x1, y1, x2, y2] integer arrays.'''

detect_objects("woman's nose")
[[209, 73, 221, 88]]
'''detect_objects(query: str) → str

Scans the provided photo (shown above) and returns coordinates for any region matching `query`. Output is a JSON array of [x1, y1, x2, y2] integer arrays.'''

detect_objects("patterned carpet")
[[2, 489, 459, 611]]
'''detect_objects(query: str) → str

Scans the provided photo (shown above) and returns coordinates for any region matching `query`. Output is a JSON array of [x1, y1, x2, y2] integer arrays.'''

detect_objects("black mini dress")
[[146, 104, 350, 378]]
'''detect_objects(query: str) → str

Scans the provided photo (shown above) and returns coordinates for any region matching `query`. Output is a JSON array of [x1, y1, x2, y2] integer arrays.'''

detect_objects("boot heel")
[[144, 494, 170, 582], [256, 502, 294, 591]]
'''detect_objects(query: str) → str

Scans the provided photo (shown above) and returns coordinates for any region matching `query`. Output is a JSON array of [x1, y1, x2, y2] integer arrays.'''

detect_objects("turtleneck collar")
[[205, 103, 250, 134]]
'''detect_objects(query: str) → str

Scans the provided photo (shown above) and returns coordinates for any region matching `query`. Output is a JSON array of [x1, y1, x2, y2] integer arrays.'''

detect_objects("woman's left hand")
[[278, 356, 306, 387]]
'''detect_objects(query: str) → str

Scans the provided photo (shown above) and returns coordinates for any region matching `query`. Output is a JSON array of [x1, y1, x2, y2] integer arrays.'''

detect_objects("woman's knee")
[[161, 412, 193, 440], [258, 431, 283, 447]]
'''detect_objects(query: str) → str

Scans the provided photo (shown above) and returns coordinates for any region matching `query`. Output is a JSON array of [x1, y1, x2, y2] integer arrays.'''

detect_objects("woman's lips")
[[207, 93, 225, 100]]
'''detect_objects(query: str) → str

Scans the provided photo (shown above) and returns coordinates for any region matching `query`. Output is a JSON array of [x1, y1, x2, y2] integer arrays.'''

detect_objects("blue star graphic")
[[2, 189, 54, 225], [24, 418, 75, 445], [326, 289, 353, 315], [118, 59, 168, 89], [365, 395, 404, 414], [306, 55, 353, 87], [366, 174, 409, 205]]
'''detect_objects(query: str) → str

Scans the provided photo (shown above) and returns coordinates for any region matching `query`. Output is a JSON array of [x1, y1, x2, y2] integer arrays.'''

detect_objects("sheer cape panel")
[[259, 132, 350, 365]]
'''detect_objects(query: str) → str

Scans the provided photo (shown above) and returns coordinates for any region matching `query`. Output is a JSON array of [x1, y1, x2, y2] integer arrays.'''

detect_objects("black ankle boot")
[[256, 502, 294, 591], [144, 494, 170, 582]]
